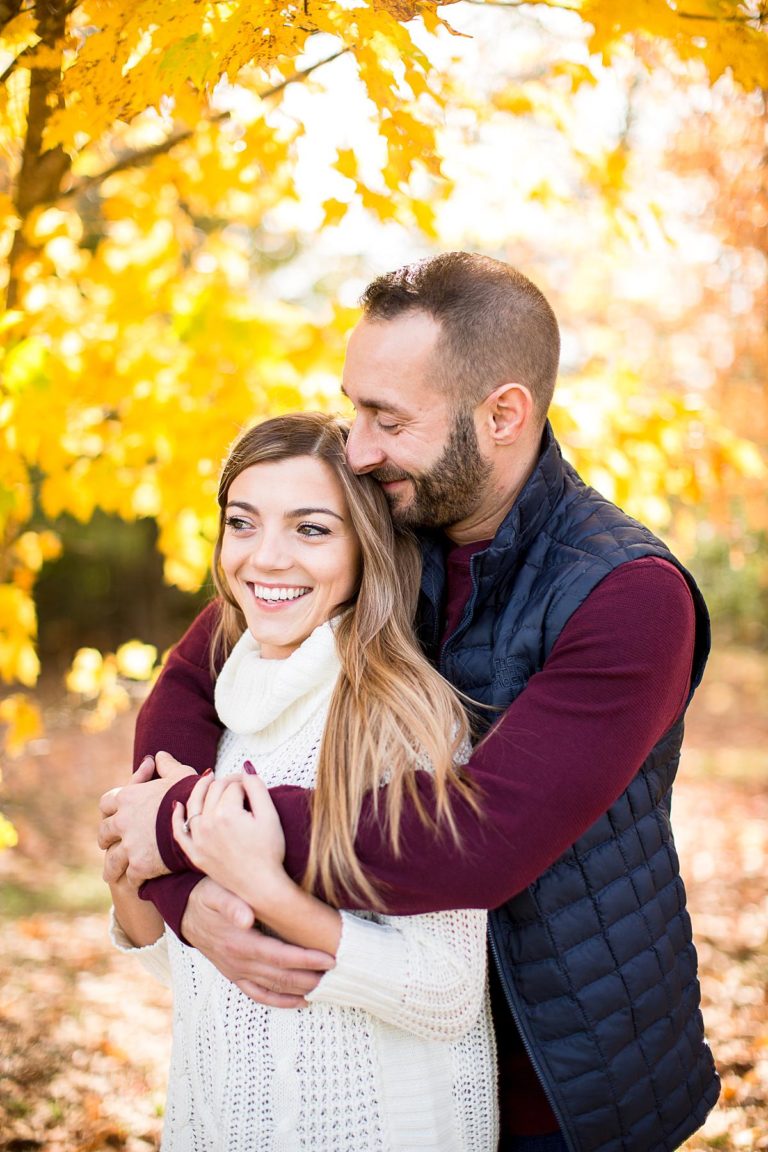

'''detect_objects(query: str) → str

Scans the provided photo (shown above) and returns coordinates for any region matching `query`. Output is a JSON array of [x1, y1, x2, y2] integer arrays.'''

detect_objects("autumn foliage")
[[1, 0, 767, 796]]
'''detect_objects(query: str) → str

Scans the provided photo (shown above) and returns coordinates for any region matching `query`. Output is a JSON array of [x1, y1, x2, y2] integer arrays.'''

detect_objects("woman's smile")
[[249, 582, 312, 606]]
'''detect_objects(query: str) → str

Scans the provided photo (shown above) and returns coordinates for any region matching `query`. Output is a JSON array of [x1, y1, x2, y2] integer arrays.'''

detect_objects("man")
[[100, 253, 719, 1151]]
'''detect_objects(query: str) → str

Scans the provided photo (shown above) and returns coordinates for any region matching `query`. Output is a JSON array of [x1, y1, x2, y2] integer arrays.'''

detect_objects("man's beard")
[[374, 407, 492, 529]]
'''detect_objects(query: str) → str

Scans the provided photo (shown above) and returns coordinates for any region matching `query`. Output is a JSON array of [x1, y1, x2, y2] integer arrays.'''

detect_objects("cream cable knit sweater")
[[113, 622, 497, 1152]]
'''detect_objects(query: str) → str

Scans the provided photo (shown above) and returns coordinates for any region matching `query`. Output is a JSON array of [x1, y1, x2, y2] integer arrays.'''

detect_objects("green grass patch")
[[0, 868, 111, 918]]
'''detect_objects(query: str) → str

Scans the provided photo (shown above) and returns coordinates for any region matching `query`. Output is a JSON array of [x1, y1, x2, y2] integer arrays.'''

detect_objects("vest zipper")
[[438, 550, 484, 693], [487, 914, 577, 1152]]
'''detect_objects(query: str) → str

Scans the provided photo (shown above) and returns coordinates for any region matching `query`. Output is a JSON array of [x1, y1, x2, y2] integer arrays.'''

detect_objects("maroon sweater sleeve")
[[134, 599, 222, 770], [274, 557, 696, 913], [137, 601, 223, 934]]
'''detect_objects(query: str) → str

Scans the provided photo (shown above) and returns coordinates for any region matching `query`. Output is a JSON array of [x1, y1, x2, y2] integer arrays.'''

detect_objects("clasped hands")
[[98, 753, 334, 1007]]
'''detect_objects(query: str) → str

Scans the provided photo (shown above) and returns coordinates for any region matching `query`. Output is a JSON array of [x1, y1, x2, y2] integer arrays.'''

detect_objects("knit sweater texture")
[[114, 621, 497, 1152]]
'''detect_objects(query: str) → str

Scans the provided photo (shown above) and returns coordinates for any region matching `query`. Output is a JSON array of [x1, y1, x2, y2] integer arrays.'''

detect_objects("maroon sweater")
[[136, 554, 695, 1137]]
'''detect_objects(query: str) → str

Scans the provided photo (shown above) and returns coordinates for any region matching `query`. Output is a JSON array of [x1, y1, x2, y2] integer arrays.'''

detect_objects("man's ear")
[[480, 383, 534, 445]]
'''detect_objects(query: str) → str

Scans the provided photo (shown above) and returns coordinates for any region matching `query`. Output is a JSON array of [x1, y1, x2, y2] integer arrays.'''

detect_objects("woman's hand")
[[173, 769, 341, 957], [172, 769, 288, 912]]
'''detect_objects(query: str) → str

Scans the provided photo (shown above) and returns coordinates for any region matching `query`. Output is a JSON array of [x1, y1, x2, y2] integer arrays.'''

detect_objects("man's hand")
[[98, 751, 198, 886], [182, 876, 334, 1008]]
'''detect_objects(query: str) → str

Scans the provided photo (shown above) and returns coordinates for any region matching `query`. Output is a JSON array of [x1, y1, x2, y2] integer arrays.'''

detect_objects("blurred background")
[[0, 1, 766, 1148]]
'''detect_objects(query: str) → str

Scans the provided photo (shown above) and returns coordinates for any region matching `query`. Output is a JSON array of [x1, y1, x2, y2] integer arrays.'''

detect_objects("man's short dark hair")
[[360, 252, 560, 421]]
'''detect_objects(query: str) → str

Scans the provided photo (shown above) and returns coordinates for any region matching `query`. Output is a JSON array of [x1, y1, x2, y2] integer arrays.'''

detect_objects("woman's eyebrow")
[[225, 500, 344, 522], [289, 506, 344, 522]]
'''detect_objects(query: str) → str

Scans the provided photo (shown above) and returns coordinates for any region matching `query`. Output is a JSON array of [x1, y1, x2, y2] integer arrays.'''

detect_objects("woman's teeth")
[[252, 585, 310, 603]]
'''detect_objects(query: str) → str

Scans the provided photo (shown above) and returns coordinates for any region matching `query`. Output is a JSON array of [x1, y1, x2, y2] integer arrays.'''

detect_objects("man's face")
[[343, 313, 491, 529]]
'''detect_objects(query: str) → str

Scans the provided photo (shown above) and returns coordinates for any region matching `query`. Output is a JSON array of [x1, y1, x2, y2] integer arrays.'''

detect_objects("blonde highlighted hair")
[[211, 411, 474, 906]]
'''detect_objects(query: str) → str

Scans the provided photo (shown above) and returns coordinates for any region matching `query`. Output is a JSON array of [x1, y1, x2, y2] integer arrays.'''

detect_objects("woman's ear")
[[480, 383, 534, 446]]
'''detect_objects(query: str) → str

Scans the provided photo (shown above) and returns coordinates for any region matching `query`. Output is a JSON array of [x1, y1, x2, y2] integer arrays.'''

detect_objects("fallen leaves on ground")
[[0, 644, 766, 1149]]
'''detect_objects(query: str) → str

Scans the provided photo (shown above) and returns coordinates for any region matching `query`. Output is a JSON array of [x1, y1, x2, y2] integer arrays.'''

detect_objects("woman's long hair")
[[210, 411, 474, 907]]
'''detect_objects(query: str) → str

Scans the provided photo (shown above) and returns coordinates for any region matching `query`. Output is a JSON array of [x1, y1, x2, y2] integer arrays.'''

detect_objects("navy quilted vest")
[[416, 424, 719, 1152]]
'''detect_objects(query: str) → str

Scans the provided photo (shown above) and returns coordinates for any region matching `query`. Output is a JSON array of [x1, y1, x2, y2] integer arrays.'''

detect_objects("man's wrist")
[[140, 870, 205, 943], [156, 776, 202, 873], [179, 880, 203, 946]]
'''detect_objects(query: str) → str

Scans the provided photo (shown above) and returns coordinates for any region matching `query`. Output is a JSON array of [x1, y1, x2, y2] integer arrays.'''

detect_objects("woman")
[[108, 412, 497, 1152]]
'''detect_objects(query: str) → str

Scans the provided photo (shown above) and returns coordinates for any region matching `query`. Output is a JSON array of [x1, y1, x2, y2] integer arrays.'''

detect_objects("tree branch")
[[62, 112, 228, 200], [0, 42, 34, 86], [462, 0, 765, 22], [61, 47, 349, 203], [674, 8, 766, 24]]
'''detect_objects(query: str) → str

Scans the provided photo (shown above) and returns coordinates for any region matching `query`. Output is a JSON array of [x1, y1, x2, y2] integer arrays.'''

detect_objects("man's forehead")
[[350, 308, 441, 344], [341, 314, 447, 417]]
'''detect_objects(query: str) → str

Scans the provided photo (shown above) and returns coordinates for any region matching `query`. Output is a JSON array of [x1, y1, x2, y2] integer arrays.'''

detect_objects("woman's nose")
[[249, 528, 290, 570]]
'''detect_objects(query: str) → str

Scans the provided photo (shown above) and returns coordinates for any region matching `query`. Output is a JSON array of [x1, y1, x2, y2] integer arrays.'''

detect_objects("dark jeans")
[[499, 1134, 569, 1152]]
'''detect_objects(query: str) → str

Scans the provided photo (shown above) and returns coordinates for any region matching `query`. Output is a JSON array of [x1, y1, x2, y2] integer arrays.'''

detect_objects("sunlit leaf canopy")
[[0, 0, 766, 770]]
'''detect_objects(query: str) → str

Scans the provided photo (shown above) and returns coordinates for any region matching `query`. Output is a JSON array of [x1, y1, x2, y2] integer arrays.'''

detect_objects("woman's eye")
[[297, 522, 331, 538], [224, 515, 252, 532]]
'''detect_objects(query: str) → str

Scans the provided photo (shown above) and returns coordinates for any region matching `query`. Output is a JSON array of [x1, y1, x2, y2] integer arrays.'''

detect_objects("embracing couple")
[[99, 252, 719, 1152]]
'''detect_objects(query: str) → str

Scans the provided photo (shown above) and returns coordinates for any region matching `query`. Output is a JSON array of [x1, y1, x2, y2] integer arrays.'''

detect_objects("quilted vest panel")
[[417, 425, 719, 1152]]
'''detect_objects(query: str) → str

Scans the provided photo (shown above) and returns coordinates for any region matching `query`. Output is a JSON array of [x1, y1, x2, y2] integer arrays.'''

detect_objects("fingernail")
[[243, 760, 257, 775], [201, 767, 213, 777], [139, 754, 155, 770]]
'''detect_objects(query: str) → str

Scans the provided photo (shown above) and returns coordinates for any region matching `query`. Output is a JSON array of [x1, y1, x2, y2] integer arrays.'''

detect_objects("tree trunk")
[[6, 0, 72, 309], [0, 1, 24, 34]]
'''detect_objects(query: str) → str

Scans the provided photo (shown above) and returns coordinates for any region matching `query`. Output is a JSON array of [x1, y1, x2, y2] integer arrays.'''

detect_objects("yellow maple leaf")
[[11, 530, 62, 573], [0, 585, 39, 686], [0, 813, 18, 851], [493, 88, 536, 116], [360, 185, 396, 219], [334, 148, 359, 183], [321, 198, 351, 228], [0, 693, 42, 759]]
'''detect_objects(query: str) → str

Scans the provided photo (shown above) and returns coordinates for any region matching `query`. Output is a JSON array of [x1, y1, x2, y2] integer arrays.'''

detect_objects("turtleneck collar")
[[214, 619, 340, 737]]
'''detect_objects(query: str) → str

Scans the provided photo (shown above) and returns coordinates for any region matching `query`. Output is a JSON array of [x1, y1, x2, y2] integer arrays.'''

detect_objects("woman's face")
[[220, 455, 362, 660]]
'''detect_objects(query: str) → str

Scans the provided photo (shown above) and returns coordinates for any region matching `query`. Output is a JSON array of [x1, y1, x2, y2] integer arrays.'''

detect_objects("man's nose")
[[346, 420, 386, 475]]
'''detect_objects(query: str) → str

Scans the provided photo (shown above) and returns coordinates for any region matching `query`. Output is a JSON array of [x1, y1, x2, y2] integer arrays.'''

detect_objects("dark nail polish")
[[201, 767, 213, 776], [243, 760, 257, 775]]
